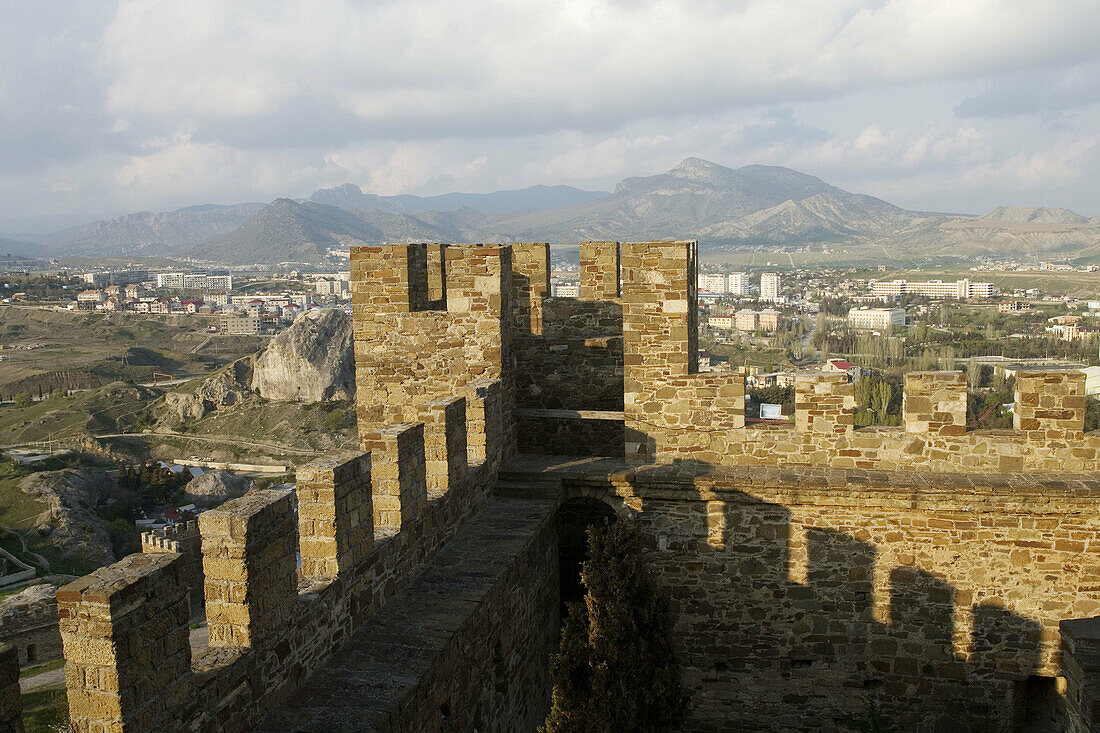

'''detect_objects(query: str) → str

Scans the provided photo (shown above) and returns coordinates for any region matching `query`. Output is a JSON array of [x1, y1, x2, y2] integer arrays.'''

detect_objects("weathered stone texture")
[[351, 243, 514, 457], [579, 240, 620, 300], [904, 370, 968, 435], [57, 553, 191, 732], [622, 240, 745, 458], [0, 642, 23, 733], [504, 455, 1100, 732], [361, 423, 427, 531], [297, 452, 373, 580], [1015, 370, 1086, 442], [1061, 617, 1100, 733], [422, 395, 467, 498], [200, 489, 298, 650], [516, 414, 624, 457]]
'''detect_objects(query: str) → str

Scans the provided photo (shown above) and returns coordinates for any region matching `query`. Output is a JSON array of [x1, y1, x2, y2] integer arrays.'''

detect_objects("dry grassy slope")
[[156, 394, 357, 455], [0, 307, 262, 395]]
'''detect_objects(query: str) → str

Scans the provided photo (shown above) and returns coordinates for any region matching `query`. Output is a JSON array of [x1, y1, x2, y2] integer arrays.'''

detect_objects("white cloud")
[[3, 0, 1100, 218], [97, 0, 1100, 135]]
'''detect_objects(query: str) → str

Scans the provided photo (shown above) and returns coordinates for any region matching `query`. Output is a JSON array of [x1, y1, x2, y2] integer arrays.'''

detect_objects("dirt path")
[[19, 625, 211, 693], [19, 666, 63, 693]]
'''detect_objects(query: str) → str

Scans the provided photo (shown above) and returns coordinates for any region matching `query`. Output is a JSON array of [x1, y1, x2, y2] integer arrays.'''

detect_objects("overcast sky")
[[2, 0, 1100, 226]]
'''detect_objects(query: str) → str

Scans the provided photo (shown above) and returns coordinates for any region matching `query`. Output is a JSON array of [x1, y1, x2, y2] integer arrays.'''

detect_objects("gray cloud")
[[955, 62, 1100, 118]]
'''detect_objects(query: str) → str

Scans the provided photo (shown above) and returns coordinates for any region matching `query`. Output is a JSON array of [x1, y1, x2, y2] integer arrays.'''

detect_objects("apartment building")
[[871, 278, 994, 299], [699, 274, 729, 293], [848, 307, 906, 331], [728, 272, 747, 296], [760, 272, 781, 300]]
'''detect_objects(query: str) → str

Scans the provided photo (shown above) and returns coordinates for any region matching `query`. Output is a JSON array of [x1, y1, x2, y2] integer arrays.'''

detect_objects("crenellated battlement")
[[51, 367, 511, 732], [347, 239, 1100, 472]]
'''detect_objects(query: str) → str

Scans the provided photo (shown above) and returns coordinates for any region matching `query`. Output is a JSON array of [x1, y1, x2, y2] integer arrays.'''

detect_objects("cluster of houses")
[[744, 359, 863, 391], [1046, 314, 1100, 342], [71, 287, 322, 334], [707, 308, 782, 333]]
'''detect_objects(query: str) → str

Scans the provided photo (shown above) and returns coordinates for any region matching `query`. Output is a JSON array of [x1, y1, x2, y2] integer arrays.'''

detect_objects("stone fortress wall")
[[0, 593, 61, 670], [140, 520, 203, 609], [0, 239, 1096, 732], [4, 243, 561, 733]]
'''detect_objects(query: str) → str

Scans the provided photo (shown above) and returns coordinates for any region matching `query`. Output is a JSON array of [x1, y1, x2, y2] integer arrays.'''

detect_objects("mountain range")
[[12, 158, 1100, 265]]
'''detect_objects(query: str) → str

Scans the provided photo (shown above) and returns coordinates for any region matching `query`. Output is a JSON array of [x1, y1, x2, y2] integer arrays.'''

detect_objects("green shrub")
[[543, 521, 687, 732]]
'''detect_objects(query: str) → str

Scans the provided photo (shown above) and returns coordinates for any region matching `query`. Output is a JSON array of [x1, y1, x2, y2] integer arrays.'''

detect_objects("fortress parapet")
[[56, 368, 508, 732], [57, 553, 191, 732], [904, 371, 967, 436], [1015, 370, 1085, 442], [296, 452, 372, 581], [605, 239, 1100, 471], [1061, 617, 1100, 733], [579, 241, 621, 300], [50, 239, 1100, 732], [0, 643, 23, 733], [795, 373, 854, 435], [621, 240, 744, 459], [361, 424, 427, 531], [141, 519, 202, 608]]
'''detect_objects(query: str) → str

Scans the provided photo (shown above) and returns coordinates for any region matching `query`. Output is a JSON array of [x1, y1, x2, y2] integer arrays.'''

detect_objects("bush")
[[13, 393, 31, 408], [543, 521, 687, 732], [323, 408, 346, 432]]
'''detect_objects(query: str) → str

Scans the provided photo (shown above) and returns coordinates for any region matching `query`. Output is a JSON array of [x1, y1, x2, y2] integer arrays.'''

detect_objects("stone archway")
[[556, 495, 618, 614]]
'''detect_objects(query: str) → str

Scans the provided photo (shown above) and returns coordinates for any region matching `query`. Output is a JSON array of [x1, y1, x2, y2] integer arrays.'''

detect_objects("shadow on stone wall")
[[514, 271, 625, 456], [618, 456, 1049, 733]]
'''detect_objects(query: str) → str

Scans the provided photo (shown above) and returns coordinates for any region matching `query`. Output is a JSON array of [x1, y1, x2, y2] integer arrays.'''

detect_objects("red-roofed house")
[[824, 359, 861, 382]]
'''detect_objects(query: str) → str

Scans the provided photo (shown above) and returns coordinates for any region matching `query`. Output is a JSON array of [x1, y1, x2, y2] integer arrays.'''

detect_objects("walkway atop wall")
[[497, 454, 1100, 503], [256, 496, 557, 733]]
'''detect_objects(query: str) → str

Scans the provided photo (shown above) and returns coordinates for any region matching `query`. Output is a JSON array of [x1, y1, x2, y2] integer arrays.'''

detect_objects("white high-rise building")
[[698, 274, 729, 293], [156, 272, 233, 291], [728, 272, 747, 296], [760, 272, 781, 301]]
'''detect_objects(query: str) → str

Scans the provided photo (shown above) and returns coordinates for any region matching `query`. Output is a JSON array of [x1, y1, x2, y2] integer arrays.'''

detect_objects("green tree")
[[869, 381, 893, 423], [544, 521, 687, 733], [13, 393, 31, 408]]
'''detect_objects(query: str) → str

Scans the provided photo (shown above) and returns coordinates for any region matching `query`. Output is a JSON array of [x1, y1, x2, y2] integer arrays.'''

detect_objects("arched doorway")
[[556, 497, 617, 615], [25, 643, 37, 664]]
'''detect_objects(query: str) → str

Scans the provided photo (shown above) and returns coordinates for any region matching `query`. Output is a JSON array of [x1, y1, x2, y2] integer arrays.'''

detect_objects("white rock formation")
[[182, 470, 252, 508], [250, 308, 354, 403]]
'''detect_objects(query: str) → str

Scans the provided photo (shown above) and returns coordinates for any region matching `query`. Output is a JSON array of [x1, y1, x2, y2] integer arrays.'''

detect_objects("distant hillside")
[[38, 203, 265, 256], [186, 199, 452, 265], [480, 159, 926, 245], [0, 237, 40, 258], [308, 183, 607, 215], [979, 206, 1090, 224]]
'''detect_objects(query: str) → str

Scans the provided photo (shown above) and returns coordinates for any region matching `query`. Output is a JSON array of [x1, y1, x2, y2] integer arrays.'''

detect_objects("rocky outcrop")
[[164, 370, 246, 422], [0, 582, 56, 614], [182, 470, 252, 507], [250, 308, 354, 403], [19, 469, 116, 567], [165, 391, 207, 421]]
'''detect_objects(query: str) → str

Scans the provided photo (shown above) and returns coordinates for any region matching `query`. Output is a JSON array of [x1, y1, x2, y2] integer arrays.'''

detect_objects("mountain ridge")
[[22, 159, 1100, 264]]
